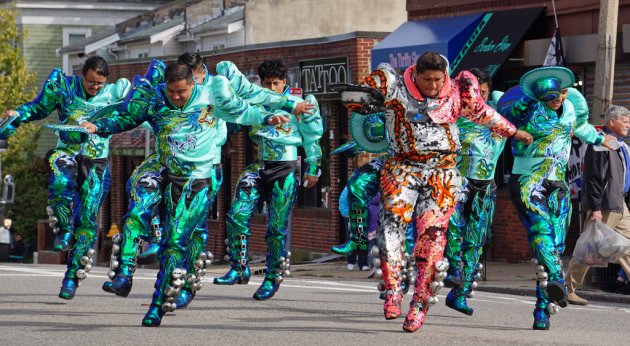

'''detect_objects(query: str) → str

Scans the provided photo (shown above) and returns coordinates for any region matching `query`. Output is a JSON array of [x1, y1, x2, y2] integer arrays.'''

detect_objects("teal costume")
[[93, 72, 275, 327], [7, 68, 130, 299], [498, 67, 604, 330], [444, 92, 506, 315], [214, 69, 323, 301]]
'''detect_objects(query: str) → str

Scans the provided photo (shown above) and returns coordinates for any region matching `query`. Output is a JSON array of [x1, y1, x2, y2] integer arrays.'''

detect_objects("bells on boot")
[[176, 251, 213, 308], [48, 206, 71, 252], [214, 236, 250, 285], [252, 251, 291, 301]]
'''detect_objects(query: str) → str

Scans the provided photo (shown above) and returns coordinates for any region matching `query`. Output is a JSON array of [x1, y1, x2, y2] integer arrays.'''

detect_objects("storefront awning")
[[371, 13, 484, 71], [449, 7, 545, 76], [371, 7, 545, 76]]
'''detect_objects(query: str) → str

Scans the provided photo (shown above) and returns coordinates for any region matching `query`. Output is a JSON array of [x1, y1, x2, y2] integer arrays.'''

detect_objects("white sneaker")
[[347, 264, 355, 271], [361, 266, 370, 271]]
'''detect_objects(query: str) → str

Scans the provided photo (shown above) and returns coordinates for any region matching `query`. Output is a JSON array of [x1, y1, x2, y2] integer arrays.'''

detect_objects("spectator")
[[566, 105, 630, 305], [10, 233, 25, 258], [0, 219, 11, 262]]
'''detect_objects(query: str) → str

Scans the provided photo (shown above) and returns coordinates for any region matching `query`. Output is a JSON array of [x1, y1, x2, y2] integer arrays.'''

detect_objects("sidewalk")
[[211, 258, 630, 305]]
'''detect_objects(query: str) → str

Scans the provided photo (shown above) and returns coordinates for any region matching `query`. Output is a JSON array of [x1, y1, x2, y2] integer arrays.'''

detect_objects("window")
[[62, 28, 92, 74]]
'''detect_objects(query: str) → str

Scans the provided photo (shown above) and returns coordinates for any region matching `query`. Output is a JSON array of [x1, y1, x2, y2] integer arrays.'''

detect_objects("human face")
[[545, 88, 568, 111], [608, 115, 630, 138], [414, 69, 445, 98], [193, 67, 206, 84], [166, 79, 194, 108], [479, 82, 490, 102], [261, 77, 287, 94], [82, 69, 107, 97]]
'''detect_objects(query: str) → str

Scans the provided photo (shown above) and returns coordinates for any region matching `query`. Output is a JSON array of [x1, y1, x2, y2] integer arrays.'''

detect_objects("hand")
[[601, 134, 617, 150], [266, 114, 290, 125], [590, 210, 603, 222], [302, 175, 318, 188], [2, 110, 18, 119], [513, 130, 533, 145], [80, 121, 97, 134], [292, 101, 315, 122]]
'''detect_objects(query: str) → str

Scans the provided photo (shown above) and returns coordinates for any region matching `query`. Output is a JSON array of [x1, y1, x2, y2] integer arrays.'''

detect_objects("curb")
[[476, 285, 630, 305]]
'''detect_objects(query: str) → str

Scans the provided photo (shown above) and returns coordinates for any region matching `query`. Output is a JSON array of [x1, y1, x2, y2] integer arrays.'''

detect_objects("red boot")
[[402, 301, 427, 332]]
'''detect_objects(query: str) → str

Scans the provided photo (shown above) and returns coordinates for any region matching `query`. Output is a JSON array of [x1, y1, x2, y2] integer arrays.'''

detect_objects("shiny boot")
[[102, 273, 133, 297], [253, 276, 281, 301], [402, 301, 427, 333], [214, 234, 250, 285], [142, 304, 165, 327], [382, 260, 403, 319], [175, 288, 194, 309], [445, 288, 473, 316], [214, 265, 251, 285], [331, 209, 368, 255], [546, 279, 568, 308], [58, 277, 78, 300], [138, 216, 163, 265], [53, 232, 73, 252], [533, 308, 550, 330], [383, 289, 403, 319], [444, 267, 463, 288]]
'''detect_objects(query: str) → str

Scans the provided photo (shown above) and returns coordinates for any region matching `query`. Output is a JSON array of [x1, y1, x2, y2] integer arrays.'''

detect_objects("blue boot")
[[253, 277, 280, 301], [142, 304, 165, 327], [214, 266, 250, 285], [58, 277, 78, 300], [137, 242, 160, 265], [444, 268, 463, 288], [102, 274, 133, 297], [546, 279, 568, 308], [175, 288, 194, 309], [532, 308, 550, 330], [53, 232, 73, 252], [445, 288, 474, 316]]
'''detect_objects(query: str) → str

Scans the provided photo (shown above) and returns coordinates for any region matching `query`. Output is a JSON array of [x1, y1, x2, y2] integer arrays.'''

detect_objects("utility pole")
[[592, 0, 619, 124]]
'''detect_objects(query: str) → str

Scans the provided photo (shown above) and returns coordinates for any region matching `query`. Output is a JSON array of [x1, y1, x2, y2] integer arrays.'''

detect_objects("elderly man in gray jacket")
[[567, 105, 630, 305]]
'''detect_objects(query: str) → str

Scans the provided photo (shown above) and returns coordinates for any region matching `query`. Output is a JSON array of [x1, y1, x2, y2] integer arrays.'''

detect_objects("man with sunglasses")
[[0, 55, 131, 300]]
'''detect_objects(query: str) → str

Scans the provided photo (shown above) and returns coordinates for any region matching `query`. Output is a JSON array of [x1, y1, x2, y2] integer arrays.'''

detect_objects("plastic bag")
[[573, 221, 630, 266]]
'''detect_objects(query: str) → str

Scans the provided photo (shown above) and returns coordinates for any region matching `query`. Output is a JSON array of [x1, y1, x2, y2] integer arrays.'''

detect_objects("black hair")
[[177, 52, 204, 72], [258, 59, 287, 80], [469, 68, 491, 89], [164, 62, 194, 84], [82, 55, 109, 77], [415, 52, 448, 74]]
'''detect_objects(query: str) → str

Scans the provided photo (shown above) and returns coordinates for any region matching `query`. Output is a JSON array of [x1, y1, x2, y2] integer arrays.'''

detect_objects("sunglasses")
[[84, 78, 106, 87]]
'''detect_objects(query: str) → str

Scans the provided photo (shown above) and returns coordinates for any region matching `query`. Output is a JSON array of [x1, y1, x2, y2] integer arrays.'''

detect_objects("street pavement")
[[1, 261, 630, 345]]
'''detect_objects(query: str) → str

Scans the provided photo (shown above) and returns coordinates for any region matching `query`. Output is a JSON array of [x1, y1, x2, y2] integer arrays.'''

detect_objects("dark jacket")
[[581, 138, 628, 214]]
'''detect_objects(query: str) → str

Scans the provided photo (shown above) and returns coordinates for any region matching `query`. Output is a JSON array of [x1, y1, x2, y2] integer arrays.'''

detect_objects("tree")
[[0, 6, 46, 246]]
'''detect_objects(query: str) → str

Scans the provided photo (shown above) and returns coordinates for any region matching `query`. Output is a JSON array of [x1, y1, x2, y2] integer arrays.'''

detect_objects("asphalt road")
[[1, 263, 629, 345]]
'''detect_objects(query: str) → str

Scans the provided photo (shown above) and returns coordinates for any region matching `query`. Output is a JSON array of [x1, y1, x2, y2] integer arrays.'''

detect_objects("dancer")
[[214, 59, 323, 301], [497, 66, 614, 330], [102, 54, 217, 305], [443, 68, 505, 315], [1, 56, 130, 299], [328, 113, 417, 296], [338, 51, 531, 332], [82, 62, 291, 326]]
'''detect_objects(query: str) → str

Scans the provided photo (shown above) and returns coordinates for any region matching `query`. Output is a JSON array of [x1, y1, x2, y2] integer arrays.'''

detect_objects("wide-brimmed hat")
[[349, 112, 388, 153], [45, 124, 90, 144], [519, 66, 575, 101]]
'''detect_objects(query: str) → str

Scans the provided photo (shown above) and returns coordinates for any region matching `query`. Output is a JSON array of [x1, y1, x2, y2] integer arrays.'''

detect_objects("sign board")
[[450, 7, 544, 77], [290, 87, 303, 99], [299, 57, 350, 100]]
